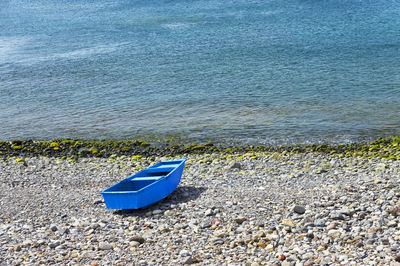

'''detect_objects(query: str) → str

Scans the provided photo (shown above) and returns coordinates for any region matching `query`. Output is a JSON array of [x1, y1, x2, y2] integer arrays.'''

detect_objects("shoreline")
[[1, 149, 400, 264], [0, 136, 400, 160], [1, 136, 400, 161]]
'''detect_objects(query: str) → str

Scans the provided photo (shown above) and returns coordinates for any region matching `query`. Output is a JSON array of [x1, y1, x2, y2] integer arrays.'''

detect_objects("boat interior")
[[105, 160, 183, 192]]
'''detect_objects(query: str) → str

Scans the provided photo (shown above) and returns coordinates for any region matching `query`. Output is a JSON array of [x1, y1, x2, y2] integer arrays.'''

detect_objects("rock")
[[130, 241, 141, 247], [331, 212, 345, 221], [48, 241, 60, 249], [159, 225, 170, 233], [138, 260, 147, 266], [59, 227, 70, 235], [265, 234, 279, 241], [314, 219, 326, 227], [389, 206, 400, 217], [50, 224, 58, 231], [230, 162, 242, 169], [81, 251, 96, 259], [211, 219, 222, 226], [99, 242, 113, 250], [234, 216, 247, 224], [180, 249, 190, 257], [338, 254, 349, 261], [293, 205, 306, 214], [266, 244, 274, 252], [328, 230, 341, 239], [116, 228, 124, 236], [281, 219, 295, 227], [164, 210, 173, 216], [212, 238, 224, 245], [338, 207, 351, 216], [182, 256, 193, 264], [257, 242, 266, 248], [326, 222, 337, 230], [130, 236, 145, 244], [153, 209, 162, 215], [191, 256, 202, 264], [205, 209, 213, 216], [200, 220, 211, 229]]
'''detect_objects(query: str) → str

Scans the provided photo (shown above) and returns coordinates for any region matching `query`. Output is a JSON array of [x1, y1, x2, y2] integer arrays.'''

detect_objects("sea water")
[[1, 0, 400, 145]]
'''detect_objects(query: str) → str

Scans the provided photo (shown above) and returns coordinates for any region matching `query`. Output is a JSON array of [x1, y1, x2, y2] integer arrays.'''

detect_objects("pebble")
[[326, 222, 337, 230], [1, 153, 399, 265], [230, 162, 242, 169], [182, 256, 193, 264], [98, 242, 113, 250], [234, 216, 247, 224], [164, 210, 173, 216], [130, 241, 141, 247], [179, 249, 190, 257], [130, 236, 145, 244], [49, 224, 58, 231], [205, 209, 213, 216], [282, 219, 295, 227], [153, 209, 162, 215], [293, 205, 306, 214], [314, 219, 326, 227]]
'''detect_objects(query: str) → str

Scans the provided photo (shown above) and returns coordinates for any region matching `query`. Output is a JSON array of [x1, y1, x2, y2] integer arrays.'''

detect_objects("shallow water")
[[1, 0, 400, 144]]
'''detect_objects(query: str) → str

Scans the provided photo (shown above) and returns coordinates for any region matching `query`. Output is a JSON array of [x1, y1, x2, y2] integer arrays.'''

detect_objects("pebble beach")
[[2, 0, 400, 265], [1, 151, 400, 265]]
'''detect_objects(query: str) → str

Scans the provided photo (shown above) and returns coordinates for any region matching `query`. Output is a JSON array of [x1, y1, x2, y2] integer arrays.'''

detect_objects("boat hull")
[[101, 159, 186, 209]]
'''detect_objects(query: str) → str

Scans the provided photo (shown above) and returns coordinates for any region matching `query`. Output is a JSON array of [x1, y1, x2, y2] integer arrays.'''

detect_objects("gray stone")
[[50, 224, 58, 231], [130, 241, 141, 247], [130, 235, 145, 244], [314, 219, 326, 227], [48, 241, 60, 248], [98, 242, 113, 250], [293, 205, 306, 214], [331, 212, 345, 220], [179, 249, 190, 257], [234, 216, 247, 224], [182, 256, 193, 264], [326, 222, 337, 230], [58, 227, 70, 235], [152, 209, 162, 215], [164, 210, 173, 216], [205, 209, 213, 216], [230, 162, 242, 169]]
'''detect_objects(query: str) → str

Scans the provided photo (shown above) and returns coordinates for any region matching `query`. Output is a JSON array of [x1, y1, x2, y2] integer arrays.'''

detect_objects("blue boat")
[[101, 159, 187, 210]]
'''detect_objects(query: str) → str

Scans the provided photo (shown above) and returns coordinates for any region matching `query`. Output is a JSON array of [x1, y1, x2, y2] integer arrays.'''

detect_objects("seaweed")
[[1, 136, 399, 160]]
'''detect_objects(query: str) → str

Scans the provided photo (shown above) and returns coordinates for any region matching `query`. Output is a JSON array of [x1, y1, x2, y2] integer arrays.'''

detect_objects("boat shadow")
[[113, 185, 207, 217]]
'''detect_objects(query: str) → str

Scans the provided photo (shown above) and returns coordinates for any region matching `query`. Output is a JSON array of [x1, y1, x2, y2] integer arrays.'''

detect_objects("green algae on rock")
[[0, 136, 399, 160]]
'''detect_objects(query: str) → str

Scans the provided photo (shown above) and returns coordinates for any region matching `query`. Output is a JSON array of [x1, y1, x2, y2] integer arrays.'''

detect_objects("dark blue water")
[[1, 0, 400, 144]]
